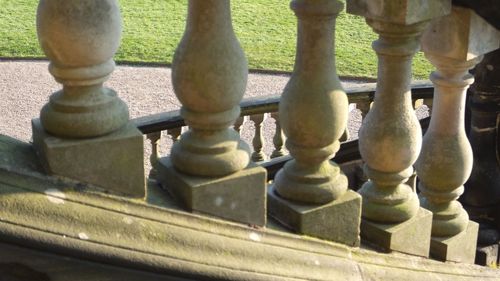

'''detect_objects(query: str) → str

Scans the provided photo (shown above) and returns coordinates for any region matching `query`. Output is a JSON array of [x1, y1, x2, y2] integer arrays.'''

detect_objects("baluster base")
[[157, 158, 267, 226], [361, 208, 432, 257], [32, 119, 145, 198], [430, 220, 479, 264], [268, 185, 362, 247]]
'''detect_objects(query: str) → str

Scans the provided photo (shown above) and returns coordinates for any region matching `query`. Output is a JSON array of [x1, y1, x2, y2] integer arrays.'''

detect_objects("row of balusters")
[[30, 0, 498, 263], [146, 97, 434, 168]]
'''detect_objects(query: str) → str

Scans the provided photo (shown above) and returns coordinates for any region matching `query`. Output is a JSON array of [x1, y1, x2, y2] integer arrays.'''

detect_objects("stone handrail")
[[133, 83, 435, 181]]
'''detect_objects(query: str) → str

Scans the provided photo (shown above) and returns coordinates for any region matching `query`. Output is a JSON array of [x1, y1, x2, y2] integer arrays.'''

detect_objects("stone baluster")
[[268, 0, 362, 246], [157, 0, 266, 226], [417, 6, 500, 263], [147, 131, 161, 179], [347, 0, 451, 256], [250, 114, 267, 162], [33, 0, 145, 197], [270, 112, 286, 158]]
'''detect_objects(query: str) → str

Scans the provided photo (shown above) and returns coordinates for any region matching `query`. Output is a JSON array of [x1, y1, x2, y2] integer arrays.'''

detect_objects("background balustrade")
[[137, 84, 434, 188], [250, 113, 267, 162], [270, 112, 287, 159]]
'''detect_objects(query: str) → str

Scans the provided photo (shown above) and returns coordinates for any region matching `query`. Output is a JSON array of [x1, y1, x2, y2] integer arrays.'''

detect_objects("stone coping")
[[0, 135, 498, 280]]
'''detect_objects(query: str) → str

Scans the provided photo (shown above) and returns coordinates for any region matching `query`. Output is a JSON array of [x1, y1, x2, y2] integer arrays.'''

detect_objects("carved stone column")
[[33, 0, 145, 197], [418, 6, 500, 263], [268, 0, 362, 247], [347, 0, 451, 256], [157, 0, 266, 226]]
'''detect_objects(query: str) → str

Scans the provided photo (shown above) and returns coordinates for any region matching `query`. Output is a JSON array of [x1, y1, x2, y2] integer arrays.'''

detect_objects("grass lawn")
[[0, 0, 432, 79]]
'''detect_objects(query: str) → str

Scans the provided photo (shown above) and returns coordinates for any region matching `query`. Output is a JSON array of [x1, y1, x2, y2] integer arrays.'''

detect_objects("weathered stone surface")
[[361, 208, 433, 257], [170, 0, 250, 177], [347, 0, 451, 25], [157, 157, 267, 226], [422, 6, 500, 61], [274, 0, 349, 205], [32, 119, 145, 198], [1, 145, 500, 281], [268, 186, 361, 247], [430, 221, 479, 263]]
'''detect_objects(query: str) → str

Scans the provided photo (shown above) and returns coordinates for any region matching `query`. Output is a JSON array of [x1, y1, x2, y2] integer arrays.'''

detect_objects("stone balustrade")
[[11, 0, 499, 268]]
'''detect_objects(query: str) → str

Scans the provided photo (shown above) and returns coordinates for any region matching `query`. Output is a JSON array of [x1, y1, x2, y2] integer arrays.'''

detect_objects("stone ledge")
[[0, 135, 498, 280]]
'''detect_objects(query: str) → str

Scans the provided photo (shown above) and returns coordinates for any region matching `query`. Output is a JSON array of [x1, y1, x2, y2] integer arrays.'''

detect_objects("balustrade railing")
[[2, 0, 499, 271], [134, 83, 434, 181]]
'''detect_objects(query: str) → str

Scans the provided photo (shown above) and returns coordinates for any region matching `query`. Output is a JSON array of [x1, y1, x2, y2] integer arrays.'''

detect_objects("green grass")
[[0, 0, 432, 79]]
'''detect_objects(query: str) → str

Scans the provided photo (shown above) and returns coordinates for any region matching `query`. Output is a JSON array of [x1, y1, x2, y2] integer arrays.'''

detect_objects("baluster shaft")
[[358, 20, 426, 223], [37, 0, 128, 138], [269, 0, 361, 246], [347, 0, 450, 256], [147, 132, 162, 179], [250, 114, 266, 162], [158, 0, 266, 226], [270, 112, 286, 158], [33, 0, 145, 197], [168, 0, 250, 177]]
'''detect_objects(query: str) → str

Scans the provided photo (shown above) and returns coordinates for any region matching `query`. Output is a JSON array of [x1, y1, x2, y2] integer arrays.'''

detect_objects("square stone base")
[[157, 158, 267, 226], [431, 221, 479, 263], [361, 208, 433, 257], [268, 186, 362, 247], [32, 119, 145, 198]]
